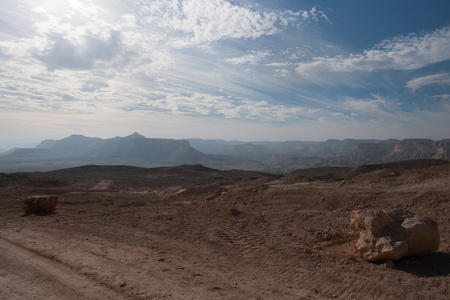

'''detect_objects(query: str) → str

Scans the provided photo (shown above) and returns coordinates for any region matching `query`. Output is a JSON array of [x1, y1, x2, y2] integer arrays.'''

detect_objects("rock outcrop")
[[23, 195, 58, 216], [350, 210, 439, 262]]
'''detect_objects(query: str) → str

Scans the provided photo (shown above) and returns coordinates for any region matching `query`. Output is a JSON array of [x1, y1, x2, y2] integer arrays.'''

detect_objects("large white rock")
[[350, 210, 439, 262]]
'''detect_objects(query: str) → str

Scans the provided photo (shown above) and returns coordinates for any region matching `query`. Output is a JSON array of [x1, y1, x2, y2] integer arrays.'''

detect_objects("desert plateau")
[[0, 159, 449, 299]]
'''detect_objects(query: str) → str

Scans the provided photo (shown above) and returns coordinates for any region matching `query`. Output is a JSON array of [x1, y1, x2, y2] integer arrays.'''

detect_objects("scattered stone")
[[101, 198, 114, 206], [23, 195, 58, 216], [229, 208, 244, 217], [351, 210, 439, 262], [384, 260, 395, 269]]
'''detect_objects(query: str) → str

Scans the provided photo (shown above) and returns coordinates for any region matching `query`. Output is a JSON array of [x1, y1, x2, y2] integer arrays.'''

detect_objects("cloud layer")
[[297, 26, 450, 74], [1, 0, 317, 120], [0, 1, 449, 144]]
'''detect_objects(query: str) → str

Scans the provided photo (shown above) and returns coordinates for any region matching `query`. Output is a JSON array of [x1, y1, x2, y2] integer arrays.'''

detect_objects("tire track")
[[0, 236, 127, 300]]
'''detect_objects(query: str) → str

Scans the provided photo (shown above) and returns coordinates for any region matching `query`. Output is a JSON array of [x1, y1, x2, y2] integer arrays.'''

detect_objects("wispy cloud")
[[124, 91, 313, 121], [296, 26, 450, 75], [153, 0, 280, 45], [406, 73, 450, 90], [132, 0, 318, 48], [33, 31, 124, 71], [225, 50, 272, 65], [430, 94, 450, 100], [341, 95, 397, 119]]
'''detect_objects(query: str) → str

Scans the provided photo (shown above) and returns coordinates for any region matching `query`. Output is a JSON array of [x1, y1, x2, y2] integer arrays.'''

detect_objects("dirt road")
[[0, 233, 126, 299]]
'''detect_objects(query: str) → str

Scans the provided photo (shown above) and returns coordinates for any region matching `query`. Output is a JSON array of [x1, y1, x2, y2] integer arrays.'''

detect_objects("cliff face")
[[347, 139, 450, 165], [347, 143, 395, 164]]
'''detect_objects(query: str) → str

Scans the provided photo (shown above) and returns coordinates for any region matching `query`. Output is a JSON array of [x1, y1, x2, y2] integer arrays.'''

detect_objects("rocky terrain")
[[0, 159, 449, 299]]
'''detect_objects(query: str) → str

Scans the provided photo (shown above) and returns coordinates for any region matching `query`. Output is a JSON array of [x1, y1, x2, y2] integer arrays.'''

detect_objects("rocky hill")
[[0, 133, 235, 172]]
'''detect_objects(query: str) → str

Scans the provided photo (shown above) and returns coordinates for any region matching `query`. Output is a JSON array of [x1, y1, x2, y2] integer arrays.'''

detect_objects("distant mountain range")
[[0, 133, 448, 173]]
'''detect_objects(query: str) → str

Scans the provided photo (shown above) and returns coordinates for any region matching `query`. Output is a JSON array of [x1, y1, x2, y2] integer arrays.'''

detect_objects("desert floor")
[[0, 163, 449, 299]]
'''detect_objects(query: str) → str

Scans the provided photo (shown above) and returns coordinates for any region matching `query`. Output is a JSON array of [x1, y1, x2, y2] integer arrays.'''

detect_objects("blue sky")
[[1, 0, 449, 148]]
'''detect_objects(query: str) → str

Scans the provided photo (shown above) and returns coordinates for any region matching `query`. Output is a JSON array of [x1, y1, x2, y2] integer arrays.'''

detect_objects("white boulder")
[[350, 210, 439, 262]]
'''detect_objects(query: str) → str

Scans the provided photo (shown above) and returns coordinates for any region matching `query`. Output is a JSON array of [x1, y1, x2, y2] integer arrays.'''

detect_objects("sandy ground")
[[0, 163, 449, 299]]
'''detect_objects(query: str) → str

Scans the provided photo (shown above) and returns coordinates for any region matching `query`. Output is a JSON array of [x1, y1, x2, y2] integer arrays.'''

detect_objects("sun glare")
[[34, 0, 93, 15], [39, 0, 67, 13]]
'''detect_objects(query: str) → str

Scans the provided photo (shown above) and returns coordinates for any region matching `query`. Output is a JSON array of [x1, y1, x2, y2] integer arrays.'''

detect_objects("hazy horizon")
[[1, 132, 448, 154], [1, 1, 450, 145]]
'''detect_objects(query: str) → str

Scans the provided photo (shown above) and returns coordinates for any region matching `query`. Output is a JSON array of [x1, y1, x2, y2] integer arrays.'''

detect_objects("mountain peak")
[[124, 132, 147, 139]]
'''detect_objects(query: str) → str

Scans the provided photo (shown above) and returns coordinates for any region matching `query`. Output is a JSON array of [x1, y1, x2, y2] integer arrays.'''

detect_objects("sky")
[[1, 0, 450, 149]]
